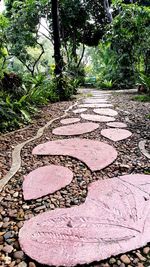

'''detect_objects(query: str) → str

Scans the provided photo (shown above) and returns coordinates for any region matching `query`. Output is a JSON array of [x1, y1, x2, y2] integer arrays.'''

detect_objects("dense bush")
[[0, 72, 59, 132], [89, 3, 150, 90]]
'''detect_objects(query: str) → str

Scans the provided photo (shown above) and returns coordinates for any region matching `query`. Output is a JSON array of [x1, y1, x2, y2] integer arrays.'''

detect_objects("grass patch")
[[132, 94, 150, 102], [146, 114, 150, 119]]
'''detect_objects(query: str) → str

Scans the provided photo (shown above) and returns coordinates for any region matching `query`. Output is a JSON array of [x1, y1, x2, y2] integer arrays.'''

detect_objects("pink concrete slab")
[[84, 99, 108, 104], [94, 108, 118, 117], [81, 114, 115, 122], [78, 104, 113, 108], [73, 108, 87, 114], [60, 118, 80, 125], [101, 128, 132, 141], [32, 138, 117, 171], [107, 122, 127, 128], [19, 174, 150, 267], [52, 122, 99, 136], [23, 165, 73, 200]]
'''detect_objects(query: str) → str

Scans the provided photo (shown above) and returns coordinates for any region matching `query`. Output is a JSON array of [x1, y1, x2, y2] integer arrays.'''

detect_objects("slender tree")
[[51, 0, 64, 100]]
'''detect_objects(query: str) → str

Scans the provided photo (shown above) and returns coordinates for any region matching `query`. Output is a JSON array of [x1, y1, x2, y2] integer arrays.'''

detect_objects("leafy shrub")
[[0, 72, 26, 99], [138, 74, 150, 94], [0, 73, 60, 132]]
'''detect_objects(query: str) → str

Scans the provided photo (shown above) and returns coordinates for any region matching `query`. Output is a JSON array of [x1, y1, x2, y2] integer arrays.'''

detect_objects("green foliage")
[[0, 72, 59, 132], [88, 3, 150, 89], [0, 72, 25, 99], [133, 95, 150, 102], [138, 73, 150, 94]]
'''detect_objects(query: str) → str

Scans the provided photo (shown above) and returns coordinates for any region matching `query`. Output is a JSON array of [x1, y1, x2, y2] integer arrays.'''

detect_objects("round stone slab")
[[60, 118, 80, 125], [101, 128, 132, 141], [81, 114, 115, 122], [23, 165, 73, 200], [32, 138, 117, 171], [73, 108, 87, 114], [107, 122, 127, 128], [52, 122, 99, 136], [84, 99, 108, 104], [19, 174, 150, 266], [78, 104, 113, 108], [94, 108, 118, 117]]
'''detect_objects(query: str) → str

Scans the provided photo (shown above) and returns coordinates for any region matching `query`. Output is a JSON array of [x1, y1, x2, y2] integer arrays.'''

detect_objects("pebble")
[[109, 258, 116, 264], [13, 192, 19, 197], [13, 250, 24, 260], [136, 252, 146, 261], [29, 262, 36, 267], [9, 261, 16, 267], [116, 260, 121, 265], [143, 246, 150, 255], [101, 263, 110, 267], [137, 263, 144, 267], [4, 255, 12, 264], [2, 244, 13, 253], [18, 261, 27, 267], [0, 235, 4, 244], [120, 255, 131, 264], [119, 264, 125, 267], [4, 231, 14, 240]]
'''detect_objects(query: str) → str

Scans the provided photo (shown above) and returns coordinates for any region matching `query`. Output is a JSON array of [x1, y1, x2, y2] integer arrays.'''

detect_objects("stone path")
[[19, 174, 150, 266], [23, 165, 73, 200], [0, 89, 150, 267]]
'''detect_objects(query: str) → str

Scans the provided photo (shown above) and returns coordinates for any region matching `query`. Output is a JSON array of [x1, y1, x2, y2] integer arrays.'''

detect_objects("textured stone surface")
[[52, 122, 99, 136], [73, 108, 87, 114], [101, 128, 132, 141], [84, 99, 108, 103], [23, 165, 73, 200], [81, 114, 115, 122], [106, 122, 127, 128], [32, 138, 117, 171], [19, 174, 150, 267], [94, 108, 118, 117], [78, 104, 113, 108], [60, 118, 80, 125]]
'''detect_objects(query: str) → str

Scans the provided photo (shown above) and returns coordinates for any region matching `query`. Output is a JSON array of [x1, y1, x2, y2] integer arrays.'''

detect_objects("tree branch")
[[77, 43, 85, 69]]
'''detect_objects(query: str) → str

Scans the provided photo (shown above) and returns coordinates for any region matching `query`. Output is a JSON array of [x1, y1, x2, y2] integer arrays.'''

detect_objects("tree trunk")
[[51, 0, 64, 100]]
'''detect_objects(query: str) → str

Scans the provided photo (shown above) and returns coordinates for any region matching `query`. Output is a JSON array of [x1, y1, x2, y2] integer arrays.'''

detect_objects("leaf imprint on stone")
[[19, 174, 150, 267]]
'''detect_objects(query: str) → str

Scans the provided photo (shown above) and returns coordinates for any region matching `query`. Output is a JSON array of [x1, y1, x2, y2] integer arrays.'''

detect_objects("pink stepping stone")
[[23, 165, 73, 200], [81, 114, 115, 122], [73, 108, 87, 114], [52, 122, 99, 136], [94, 108, 118, 117], [84, 99, 108, 103], [107, 122, 127, 128], [101, 128, 132, 141], [60, 118, 80, 125], [32, 138, 117, 171], [78, 104, 113, 108], [19, 174, 150, 266]]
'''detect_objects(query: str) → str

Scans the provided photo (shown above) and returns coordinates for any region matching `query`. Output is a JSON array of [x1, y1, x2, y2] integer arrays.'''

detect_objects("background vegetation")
[[0, 0, 149, 132]]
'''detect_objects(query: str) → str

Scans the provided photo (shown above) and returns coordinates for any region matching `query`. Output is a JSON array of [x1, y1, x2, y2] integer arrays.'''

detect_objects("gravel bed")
[[0, 101, 73, 179], [0, 89, 150, 267]]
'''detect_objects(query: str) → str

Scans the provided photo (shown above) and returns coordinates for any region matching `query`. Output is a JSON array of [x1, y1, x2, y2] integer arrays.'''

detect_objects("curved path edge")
[[139, 140, 150, 160], [0, 100, 79, 193]]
